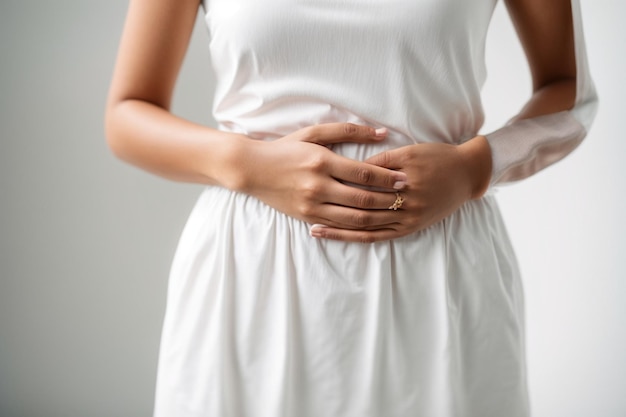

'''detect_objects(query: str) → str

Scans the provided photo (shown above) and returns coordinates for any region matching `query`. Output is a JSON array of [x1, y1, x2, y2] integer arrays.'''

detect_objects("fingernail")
[[309, 224, 328, 237], [393, 181, 407, 190], [375, 127, 387, 137]]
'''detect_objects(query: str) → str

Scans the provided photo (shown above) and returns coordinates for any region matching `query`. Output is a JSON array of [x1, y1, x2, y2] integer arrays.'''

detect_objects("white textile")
[[154, 1, 597, 416]]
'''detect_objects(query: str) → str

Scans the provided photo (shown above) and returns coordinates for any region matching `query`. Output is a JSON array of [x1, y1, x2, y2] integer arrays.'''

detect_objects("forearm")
[[453, 79, 577, 198], [105, 99, 246, 188], [484, 76, 594, 184]]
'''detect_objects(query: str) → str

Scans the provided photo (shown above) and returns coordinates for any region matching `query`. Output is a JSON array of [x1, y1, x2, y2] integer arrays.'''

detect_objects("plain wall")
[[0, 1, 623, 416]]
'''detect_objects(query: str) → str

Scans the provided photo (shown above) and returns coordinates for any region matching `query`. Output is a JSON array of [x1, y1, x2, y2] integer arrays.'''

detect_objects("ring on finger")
[[388, 191, 404, 210]]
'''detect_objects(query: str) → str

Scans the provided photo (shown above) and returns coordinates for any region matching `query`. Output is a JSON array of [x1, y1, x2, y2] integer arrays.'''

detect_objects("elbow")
[[572, 85, 599, 133], [104, 101, 130, 162]]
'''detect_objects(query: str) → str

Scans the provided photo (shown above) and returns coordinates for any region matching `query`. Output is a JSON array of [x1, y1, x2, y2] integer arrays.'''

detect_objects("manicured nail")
[[375, 127, 387, 137], [309, 224, 327, 237], [393, 172, 408, 186], [393, 181, 407, 190]]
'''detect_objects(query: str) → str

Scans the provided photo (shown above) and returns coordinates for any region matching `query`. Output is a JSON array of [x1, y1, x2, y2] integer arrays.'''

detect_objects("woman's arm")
[[105, 0, 237, 185], [485, 0, 598, 184], [507, 0, 578, 119], [106, 0, 409, 229]]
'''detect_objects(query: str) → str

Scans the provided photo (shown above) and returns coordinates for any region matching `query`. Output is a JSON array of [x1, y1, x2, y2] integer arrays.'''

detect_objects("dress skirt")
[[153, 184, 530, 417]]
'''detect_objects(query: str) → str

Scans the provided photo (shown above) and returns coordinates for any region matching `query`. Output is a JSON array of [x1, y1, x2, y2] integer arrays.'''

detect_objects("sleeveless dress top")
[[153, 1, 597, 416]]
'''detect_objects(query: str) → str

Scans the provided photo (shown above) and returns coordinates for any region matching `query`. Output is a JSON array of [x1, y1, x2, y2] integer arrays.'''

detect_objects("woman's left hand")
[[309, 135, 492, 242]]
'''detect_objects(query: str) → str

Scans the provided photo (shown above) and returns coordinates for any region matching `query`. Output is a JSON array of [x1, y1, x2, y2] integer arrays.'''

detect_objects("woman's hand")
[[223, 123, 409, 229], [309, 135, 492, 242]]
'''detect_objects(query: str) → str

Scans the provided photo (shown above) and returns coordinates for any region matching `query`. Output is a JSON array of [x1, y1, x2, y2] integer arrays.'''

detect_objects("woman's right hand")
[[221, 123, 408, 230]]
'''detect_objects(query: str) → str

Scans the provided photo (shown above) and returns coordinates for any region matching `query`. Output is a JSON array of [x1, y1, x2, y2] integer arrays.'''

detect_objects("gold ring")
[[388, 191, 404, 210]]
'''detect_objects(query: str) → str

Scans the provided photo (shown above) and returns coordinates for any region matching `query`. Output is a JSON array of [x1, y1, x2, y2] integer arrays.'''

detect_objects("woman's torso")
[[202, 0, 498, 160]]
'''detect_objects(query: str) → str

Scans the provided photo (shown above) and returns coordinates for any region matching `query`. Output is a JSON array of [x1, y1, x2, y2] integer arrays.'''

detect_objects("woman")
[[106, 0, 597, 416]]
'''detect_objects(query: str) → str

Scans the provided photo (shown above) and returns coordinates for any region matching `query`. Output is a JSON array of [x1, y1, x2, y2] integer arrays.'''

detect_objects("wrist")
[[457, 135, 493, 199], [204, 132, 257, 192]]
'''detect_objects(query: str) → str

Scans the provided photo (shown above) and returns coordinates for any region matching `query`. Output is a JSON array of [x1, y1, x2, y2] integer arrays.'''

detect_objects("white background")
[[0, 1, 623, 416]]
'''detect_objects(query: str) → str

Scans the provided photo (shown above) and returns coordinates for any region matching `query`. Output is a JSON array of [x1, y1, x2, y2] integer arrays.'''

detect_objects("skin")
[[105, 0, 577, 243]]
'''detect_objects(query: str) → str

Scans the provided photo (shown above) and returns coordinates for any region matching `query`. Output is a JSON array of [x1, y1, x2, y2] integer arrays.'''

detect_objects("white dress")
[[154, 1, 597, 416]]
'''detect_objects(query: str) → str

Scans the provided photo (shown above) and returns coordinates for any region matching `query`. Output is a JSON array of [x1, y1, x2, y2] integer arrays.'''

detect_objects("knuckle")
[[371, 151, 391, 169], [304, 154, 327, 172], [379, 151, 391, 166], [304, 125, 321, 140], [343, 123, 359, 136], [409, 207, 426, 227], [300, 180, 323, 199], [298, 201, 315, 217], [359, 234, 376, 244], [355, 168, 373, 184], [350, 212, 370, 228], [382, 172, 396, 188], [407, 215, 421, 228], [414, 202, 427, 216], [323, 230, 338, 240], [353, 191, 375, 208]]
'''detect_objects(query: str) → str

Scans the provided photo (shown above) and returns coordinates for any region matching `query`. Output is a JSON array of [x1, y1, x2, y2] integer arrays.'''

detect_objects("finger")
[[313, 204, 404, 230], [309, 225, 402, 243], [312, 218, 400, 232], [364, 148, 404, 170], [328, 154, 407, 190], [298, 123, 388, 146], [323, 182, 406, 210]]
